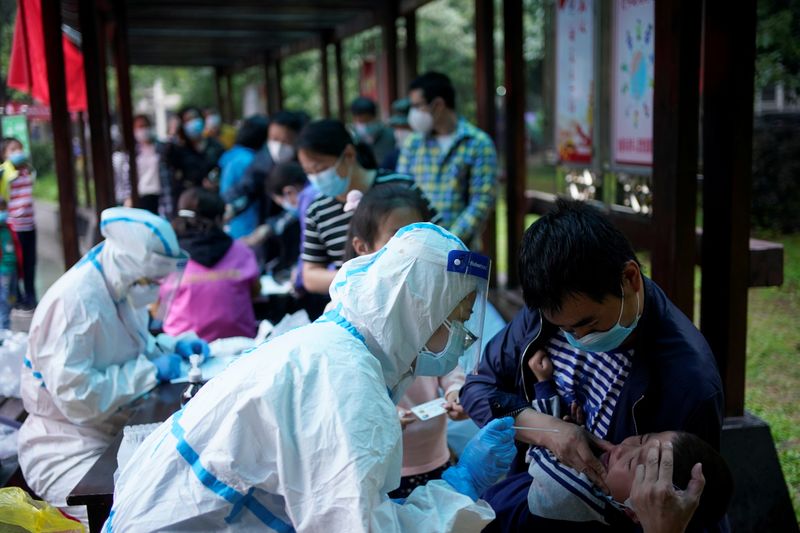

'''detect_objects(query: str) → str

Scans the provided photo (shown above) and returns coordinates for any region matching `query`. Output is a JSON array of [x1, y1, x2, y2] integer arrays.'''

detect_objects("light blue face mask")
[[8, 151, 27, 167], [183, 118, 205, 140], [307, 154, 350, 198], [563, 288, 641, 353], [415, 320, 477, 377], [280, 200, 299, 218], [0, 212, 7, 223]]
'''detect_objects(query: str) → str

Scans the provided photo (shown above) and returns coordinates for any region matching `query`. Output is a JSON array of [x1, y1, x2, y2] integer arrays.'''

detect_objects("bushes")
[[751, 113, 800, 232], [29, 139, 55, 177]]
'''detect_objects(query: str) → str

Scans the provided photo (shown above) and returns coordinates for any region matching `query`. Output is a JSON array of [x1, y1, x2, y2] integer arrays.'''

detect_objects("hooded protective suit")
[[105, 223, 498, 532], [18, 208, 187, 522]]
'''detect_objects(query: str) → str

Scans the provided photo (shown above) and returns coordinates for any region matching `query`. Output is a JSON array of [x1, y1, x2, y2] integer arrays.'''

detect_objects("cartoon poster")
[[612, 0, 654, 166], [555, 0, 594, 164]]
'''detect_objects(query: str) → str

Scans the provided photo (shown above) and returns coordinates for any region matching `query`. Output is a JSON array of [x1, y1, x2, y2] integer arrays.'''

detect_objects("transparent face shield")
[[445, 250, 491, 374], [148, 251, 189, 326]]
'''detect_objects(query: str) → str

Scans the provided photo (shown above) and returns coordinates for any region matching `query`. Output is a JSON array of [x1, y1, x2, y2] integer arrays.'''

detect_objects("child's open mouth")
[[600, 451, 610, 470]]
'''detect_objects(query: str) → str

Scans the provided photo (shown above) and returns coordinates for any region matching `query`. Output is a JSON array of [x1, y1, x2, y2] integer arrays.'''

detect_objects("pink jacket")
[[162, 240, 259, 342]]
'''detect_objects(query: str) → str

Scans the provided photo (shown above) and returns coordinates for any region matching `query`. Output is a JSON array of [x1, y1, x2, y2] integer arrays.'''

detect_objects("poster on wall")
[[555, 0, 594, 164], [1, 115, 31, 155], [612, 0, 655, 166]]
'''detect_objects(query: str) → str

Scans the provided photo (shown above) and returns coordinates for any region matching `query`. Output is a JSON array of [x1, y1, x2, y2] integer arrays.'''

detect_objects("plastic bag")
[[0, 330, 27, 398], [0, 487, 85, 532]]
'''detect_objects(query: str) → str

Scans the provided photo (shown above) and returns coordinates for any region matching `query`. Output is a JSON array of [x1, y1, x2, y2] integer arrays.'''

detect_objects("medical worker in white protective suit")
[[105, 222, 518, 532], [18, 207, 210, 524]]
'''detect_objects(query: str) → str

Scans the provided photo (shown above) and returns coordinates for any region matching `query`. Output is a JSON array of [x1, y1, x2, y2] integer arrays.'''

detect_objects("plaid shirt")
[[397, 118, 497, 243]]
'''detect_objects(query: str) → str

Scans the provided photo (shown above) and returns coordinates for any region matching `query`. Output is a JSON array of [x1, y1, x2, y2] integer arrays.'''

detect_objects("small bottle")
[[181, 354, 204, 407]]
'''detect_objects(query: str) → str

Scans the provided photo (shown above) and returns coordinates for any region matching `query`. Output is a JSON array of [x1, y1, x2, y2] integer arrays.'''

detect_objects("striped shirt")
[[545, 330, 633, 439], [5, 166, 35, 232], [301, 171, 437, 268]]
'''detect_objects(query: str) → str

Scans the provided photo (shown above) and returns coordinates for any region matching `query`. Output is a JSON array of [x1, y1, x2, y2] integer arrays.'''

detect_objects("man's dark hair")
[[133, 114, 151, 126], [409, 71, 456, 110], [671, 432, 734, 529], [519, 199, 638, 312], [235, 115, 269, 150], [350, 96, 377, 117], [270, 111, 304, 133], [267, 162, 308, 196], [297, 119, 377, 169], [172, 187, 225, 235]]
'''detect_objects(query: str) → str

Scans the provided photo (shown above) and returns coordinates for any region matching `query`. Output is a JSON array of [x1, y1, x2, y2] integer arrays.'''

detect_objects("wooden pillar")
[[380, 1, 399, 112], [225, 71, 235, 122], [650, 0, 702, 317], [112, 0, 138, 207], [78, 0, 115, 220], [275, 59, 284, 109], [214, 66, 225, 118], [700, 0, 757, 417], [41, 0, 79, 266], [334, 41, 346, 122], [77, 111, 92, 207], [403, 11, 418, 88], [320, 38, 331, 118], [264, 59, 277, 116], [503, 0, 525, 288], [475, 0, 497, 280]]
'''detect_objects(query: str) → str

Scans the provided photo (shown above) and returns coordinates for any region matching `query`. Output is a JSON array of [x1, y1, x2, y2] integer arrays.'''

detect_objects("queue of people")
[[12, 69, 732, 533]]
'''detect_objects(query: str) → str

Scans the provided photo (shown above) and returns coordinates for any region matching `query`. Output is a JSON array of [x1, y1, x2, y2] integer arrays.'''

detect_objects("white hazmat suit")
[[105, 223, 499, 532], [18, 207, 187, 522]]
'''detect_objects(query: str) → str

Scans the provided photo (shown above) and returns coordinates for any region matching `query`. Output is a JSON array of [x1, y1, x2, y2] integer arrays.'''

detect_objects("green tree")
[[756, 0, 800, 94]]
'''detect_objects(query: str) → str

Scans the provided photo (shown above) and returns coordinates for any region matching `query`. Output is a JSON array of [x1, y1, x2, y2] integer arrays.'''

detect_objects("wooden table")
[[67, 383, 185, 532]]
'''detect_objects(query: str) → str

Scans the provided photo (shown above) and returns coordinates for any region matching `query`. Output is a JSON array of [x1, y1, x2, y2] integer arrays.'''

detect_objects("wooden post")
[[275, 59, 284, 109], [77, 111, 92, 207], [380, 1, 399, 113], [78, 0, 115, 221], [334, 41, 346, 122], [320, 38, 331, 118], [475, 0, 497, 281], [41, 0, 80, 266], [403, 11, 418, 88], [264, 59, 277, 116], [112, 0, 139, 207], [503, 0, 525, 288], [650, 0, 702, 317], [214, 66, 225, 118], [225, 71, 235, 122], [700, 0, 757, 417]]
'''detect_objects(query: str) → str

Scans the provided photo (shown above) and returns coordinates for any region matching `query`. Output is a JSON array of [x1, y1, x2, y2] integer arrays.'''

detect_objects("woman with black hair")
[[297, 118, 437, 295], [167, 106, 225, 209], [219, 115, 268, 238]]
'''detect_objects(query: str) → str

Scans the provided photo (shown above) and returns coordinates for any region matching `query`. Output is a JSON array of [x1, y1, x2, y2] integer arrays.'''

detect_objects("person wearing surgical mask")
[[112, 114, 173, 216], [296, 119, 439, 296], [222, 110, 304, 232], [349, 96, 396, 165], [17, 207, 210, 527], [459, 199, 726, 531], [105, 223, 517, 532], [397, 71, 498, 246], [167, 106, 225, 210], [0, 136, 37, 308]]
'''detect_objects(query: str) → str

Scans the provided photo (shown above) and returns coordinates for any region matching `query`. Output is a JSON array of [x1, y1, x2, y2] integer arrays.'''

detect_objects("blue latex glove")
[[442, 416, 517, 500], [175, 338, 210, 361], [153, 353, 182, 382]]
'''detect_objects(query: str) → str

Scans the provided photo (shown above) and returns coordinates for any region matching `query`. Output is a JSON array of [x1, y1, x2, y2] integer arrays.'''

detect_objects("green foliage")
[[756, 0, 800, 93], [130, 66, 216, 113], [751, 113, 800, 232], [282, 50, 323, 118], [29, 139, 54, 176]]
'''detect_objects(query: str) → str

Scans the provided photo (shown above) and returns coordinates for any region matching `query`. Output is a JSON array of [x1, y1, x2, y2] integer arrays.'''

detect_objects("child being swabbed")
[[525, 350, 733, 530]]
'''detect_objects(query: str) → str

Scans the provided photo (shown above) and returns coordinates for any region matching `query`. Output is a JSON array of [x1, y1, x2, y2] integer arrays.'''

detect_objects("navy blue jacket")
[[462, 276, 724, 469]]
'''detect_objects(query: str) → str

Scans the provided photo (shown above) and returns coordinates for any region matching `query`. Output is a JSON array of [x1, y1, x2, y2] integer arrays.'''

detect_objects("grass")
[[33, 167, 94, 206]]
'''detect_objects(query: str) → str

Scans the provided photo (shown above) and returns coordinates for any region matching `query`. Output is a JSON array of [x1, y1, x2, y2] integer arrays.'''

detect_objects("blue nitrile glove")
[[442, 416, 517, 500], [175, 338, 210, 361], [153, 353, 182, 382]]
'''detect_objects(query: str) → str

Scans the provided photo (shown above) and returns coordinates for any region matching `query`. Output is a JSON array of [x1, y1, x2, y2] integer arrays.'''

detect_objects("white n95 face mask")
[[408, 108, 434, 134], [415, 320, 473, 377], [267, 140, 296, 164], [128, 283, 160, 308]]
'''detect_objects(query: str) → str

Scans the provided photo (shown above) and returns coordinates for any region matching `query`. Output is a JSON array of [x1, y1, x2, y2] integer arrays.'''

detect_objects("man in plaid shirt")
[[397, 71, 498, 244]]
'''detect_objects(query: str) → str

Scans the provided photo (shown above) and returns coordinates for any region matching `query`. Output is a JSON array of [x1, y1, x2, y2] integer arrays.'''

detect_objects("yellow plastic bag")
[[0, 487, 85, 532]]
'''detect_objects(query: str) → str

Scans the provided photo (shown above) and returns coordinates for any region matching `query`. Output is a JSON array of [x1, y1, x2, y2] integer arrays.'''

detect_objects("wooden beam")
[[503, 0, 525, 288], [700, 0, 757, 417], [380, 1, 399, 114], [275, 59, 284, 108], [214, 66, 225, 116], [225, 71, 235, 121], [112, 0, 139, 207], [77, 111, 92, 207], [334, 41, 346, 122], [475, 0, 496, 282], [41, 0, 80, 267], [403, 11, 418, 89], [79, 0, 115, 221], [650, 0, 702, 317], [320, 38, 331, 118]]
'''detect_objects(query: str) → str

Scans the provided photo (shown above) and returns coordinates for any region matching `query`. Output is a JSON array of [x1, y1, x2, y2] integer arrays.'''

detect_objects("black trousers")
[[137, 194, 160, 215], [16, 229, 36, 306]]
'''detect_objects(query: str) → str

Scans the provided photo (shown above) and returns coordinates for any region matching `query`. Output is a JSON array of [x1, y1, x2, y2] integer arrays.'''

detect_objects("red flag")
[[7, 0, 87, 112]]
